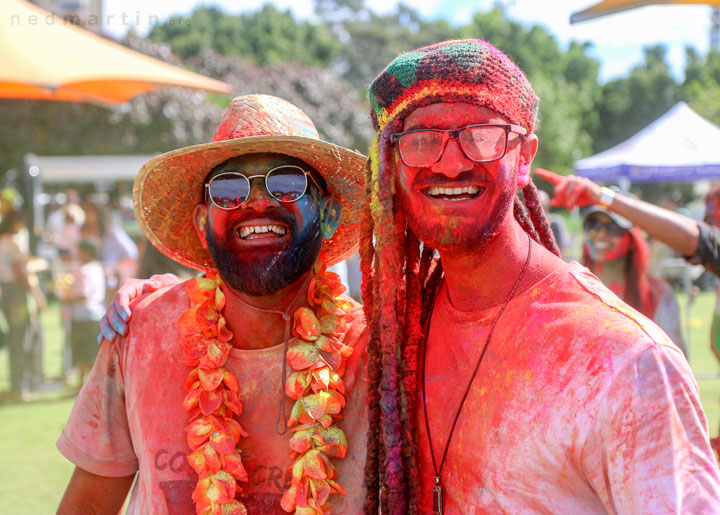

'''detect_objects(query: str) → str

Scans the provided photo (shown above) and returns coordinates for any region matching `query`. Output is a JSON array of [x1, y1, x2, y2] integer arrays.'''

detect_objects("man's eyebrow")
[[402, 120, 425, 131]]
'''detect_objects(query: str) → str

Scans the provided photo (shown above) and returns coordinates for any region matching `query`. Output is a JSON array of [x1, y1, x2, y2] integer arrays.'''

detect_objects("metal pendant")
[[432, 477, 443, 515]]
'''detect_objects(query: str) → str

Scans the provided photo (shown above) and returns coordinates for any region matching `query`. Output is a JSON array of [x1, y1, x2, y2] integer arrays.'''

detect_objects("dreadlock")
[[522, 181, 561, 256]]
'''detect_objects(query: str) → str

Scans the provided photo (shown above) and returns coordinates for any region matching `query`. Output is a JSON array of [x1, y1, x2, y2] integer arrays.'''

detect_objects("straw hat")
[[133, 94, 366, 271]]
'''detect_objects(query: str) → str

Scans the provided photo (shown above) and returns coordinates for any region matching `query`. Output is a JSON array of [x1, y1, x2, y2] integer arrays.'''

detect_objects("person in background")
[[703, 184, 720, 459], [582, 206, 687, 354], [537, 168, 720, 277], [0, 209, 46, 397], [45, 189, 85, 259], [56, 239, 106, 388], [80, 201, 139, 298]]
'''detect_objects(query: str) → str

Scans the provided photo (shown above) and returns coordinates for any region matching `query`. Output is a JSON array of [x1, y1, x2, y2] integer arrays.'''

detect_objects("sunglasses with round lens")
[[205, 165, 321, 210], [583, 218, 626, 237], [389, 124, 527, 168]]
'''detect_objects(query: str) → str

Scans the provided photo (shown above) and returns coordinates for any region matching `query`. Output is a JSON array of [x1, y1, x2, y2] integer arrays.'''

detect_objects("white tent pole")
[[618, 176, 631, 194]]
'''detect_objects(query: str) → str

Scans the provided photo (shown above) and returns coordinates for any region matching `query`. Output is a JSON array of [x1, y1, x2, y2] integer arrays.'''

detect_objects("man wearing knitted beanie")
[[359, 39, 720, 513], [99, 41, 720, 514]]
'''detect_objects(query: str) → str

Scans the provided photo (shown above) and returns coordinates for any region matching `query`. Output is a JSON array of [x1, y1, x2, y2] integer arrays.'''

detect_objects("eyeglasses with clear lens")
[[583, 218, 627, 237], [389, 124, 527, 168], [205, 165, 320, 210]]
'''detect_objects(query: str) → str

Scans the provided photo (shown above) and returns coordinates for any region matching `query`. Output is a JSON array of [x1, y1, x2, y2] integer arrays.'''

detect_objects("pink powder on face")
[[395, 103, 522, 255]]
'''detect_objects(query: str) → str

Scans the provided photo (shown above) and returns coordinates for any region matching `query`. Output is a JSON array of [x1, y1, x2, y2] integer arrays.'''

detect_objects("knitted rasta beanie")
[[368, 39, 538, 134]]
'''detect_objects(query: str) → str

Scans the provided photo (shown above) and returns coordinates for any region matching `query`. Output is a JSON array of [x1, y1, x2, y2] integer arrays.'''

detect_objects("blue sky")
[[103, 0, 713, 82]]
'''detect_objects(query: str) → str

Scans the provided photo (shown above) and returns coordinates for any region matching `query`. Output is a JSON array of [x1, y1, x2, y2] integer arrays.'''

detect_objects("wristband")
[[598, 187, 616, 208]]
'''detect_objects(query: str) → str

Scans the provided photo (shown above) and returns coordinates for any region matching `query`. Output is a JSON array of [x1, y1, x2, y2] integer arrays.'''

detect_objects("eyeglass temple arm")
[[306, 171, 329, 196]]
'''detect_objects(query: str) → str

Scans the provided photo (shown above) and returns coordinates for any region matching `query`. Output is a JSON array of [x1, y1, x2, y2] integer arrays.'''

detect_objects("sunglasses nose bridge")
[[243, 176, 280, 209], [208, 168, 310, 209], [587, 222, 623, 237]]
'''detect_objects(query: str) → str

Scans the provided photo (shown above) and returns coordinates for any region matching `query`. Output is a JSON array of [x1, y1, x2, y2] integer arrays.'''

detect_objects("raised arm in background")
[[536, 168, 710, 268]]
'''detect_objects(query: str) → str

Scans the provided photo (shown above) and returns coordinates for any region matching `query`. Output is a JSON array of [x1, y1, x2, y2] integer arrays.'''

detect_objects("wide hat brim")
[[133, 135, 367, 271]]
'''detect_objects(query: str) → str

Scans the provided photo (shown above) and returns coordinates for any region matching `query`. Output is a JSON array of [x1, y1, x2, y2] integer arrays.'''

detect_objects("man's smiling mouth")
[[424, 185, 484, 201], [238, 224, 288, 239]]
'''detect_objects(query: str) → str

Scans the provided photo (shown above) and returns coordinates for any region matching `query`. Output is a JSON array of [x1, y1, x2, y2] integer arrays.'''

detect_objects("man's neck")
[[220, 272, 311, 350], [439, 219, 562, 312]]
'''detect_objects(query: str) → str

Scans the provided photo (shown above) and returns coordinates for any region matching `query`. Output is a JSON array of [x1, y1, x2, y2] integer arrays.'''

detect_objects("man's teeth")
[[239, 225, 287, 238], [427, 186, 481, 197]]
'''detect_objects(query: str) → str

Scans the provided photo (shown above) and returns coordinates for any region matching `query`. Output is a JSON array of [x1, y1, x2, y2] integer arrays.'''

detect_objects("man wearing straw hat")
[[57, 94, 369, 515]]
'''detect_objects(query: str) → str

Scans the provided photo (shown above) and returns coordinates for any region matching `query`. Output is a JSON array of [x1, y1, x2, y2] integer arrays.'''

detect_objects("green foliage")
[[334, 4, 458, 86], [594, 45, 678, 152], [148, 5, 341, 67], [681, 48, 720, 125]]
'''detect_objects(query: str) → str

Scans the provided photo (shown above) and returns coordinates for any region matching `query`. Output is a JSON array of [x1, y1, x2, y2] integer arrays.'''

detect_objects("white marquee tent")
[[575, 102, 720, 183]]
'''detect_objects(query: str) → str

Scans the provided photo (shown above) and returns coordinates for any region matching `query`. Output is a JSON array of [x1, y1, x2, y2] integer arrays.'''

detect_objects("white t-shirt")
[[69, 261, 106, 321]]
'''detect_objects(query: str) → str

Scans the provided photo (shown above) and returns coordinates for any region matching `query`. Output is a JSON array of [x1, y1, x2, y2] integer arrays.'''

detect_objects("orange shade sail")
[[0, 0, 233, 105], [571, 0, 720, 23]]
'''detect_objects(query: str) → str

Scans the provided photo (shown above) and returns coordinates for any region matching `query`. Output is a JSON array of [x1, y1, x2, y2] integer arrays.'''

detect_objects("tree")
[[321, 2, 458, 87], [594, 45, 678, 153], [148, 5, 341, 68], [680, 47, 720, 125]]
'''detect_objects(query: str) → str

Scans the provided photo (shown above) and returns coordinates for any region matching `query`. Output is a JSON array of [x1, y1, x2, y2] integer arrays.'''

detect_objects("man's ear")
[[192, 204, 209, 250], [319, 196, 342, 240], [517, 133, 539, 188]]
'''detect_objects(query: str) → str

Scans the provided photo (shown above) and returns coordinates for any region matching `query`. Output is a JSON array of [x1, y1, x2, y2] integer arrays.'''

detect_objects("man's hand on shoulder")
[[98, 274, 180, 344]]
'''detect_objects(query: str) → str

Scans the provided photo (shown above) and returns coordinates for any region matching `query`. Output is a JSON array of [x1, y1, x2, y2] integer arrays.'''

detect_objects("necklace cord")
[[421, 233, 533, 480], [225, 271, 313, 435]]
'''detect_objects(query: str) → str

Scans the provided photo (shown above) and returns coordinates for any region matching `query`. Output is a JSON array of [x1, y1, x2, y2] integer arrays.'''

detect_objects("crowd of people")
[[0, 187, 151, 396]]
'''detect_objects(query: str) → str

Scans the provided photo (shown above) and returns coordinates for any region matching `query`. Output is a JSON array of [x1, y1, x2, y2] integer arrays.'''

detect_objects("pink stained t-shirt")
[[417, 262, 720, 514], [57, 282, 369, 514]]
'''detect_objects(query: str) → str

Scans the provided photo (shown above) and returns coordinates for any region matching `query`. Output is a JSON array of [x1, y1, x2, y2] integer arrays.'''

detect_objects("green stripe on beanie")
[[369, 39, 538, 133]]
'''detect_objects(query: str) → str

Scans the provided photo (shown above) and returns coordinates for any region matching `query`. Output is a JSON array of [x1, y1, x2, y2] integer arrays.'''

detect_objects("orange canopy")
[[0, 0, 233, 105], [571, 0, 720, 23]]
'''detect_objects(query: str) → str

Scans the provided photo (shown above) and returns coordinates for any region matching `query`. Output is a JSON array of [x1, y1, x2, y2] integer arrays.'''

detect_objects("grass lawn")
[[0, 293, 718, 513], [679, 290, 720, 435]]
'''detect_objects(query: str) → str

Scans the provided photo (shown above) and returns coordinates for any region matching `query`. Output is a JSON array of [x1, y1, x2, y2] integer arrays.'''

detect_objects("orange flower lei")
[[178, 259, 353, 515]]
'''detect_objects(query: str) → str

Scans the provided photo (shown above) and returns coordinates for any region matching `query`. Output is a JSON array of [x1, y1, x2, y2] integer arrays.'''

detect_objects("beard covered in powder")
[[397, 170, 516, 252], [206, 209, 323, 297]]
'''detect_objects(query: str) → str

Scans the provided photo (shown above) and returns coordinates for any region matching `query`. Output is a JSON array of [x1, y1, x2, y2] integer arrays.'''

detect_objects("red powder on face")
[[394, 103, 522, 254]]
